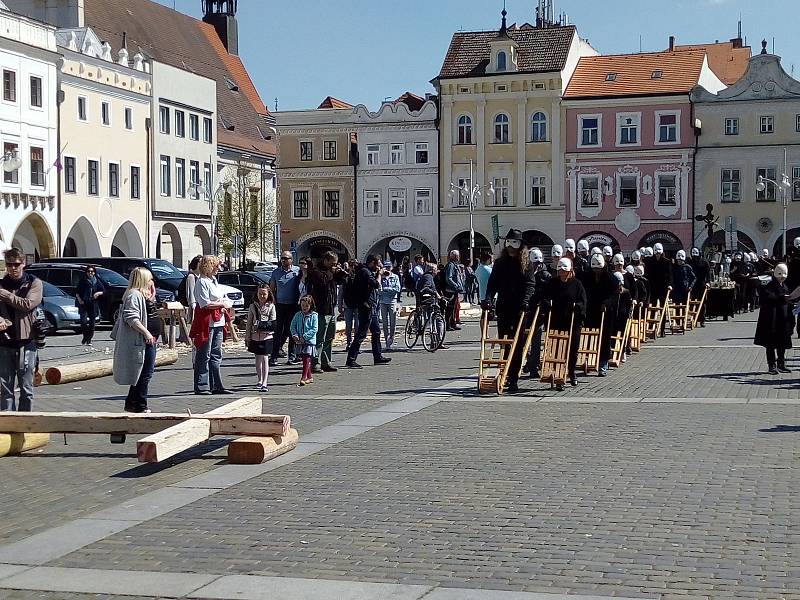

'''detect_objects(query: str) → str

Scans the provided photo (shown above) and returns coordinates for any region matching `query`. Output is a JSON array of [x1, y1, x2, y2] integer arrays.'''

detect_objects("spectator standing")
[[184, 255, 202, 323], [475, 253, 493, 303], [291, 295, 318, 386], [75, 265, 103, 346], [245, 284, 276, 391], [0, 248, 43, 412], [297, 257, 310, 299], [339, 260, 360, 352], [269, 251, 301, 367], [190, 255, 233, 395], [112, 267, 157, 413], [308, 251, 347, 373], [379, 260, 401, 350], [346, 255, 392, 368], [444, 250, 465, 330]]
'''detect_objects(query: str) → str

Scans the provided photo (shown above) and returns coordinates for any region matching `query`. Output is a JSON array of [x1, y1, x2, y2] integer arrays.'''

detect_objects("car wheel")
[[111, 303, 122, 323], [45, 313, 59, 333]]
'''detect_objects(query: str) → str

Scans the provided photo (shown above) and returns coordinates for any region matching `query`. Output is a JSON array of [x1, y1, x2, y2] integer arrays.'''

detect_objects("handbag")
[[256, 319, 275, 332]]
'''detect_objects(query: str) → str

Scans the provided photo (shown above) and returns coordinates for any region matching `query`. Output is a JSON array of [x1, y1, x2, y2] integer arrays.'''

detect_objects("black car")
[[44, 257, 184, 297], [216, 271, 271, 306], [28, 263, 173, 323]]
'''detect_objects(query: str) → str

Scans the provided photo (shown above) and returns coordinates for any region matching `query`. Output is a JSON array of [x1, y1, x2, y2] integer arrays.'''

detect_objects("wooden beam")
[[0, 412, 289, 436], [227, 429, 299, 465], [0, 433, 50, 457], [44, 349, 179, 385]]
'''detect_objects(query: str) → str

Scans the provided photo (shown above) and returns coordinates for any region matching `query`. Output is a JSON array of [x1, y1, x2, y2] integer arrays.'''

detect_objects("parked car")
[[177, 269, 245, 312], [44, 257, 182, 298], [40, 281, 82, 332], [216, 271, 271, 306], [250, 260, 277, 273], [28, 263, 173, 323]]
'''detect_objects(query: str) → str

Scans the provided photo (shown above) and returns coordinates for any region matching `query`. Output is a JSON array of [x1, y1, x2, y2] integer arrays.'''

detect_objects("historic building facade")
[[352, 94, 438, 262], [434, 9, 597, 259], [275, 99, 357, 261], [56, 27, 151, 258], [0, 5, 59, 262], [692, 45, 800, 257], [563, 49, 726, 254]]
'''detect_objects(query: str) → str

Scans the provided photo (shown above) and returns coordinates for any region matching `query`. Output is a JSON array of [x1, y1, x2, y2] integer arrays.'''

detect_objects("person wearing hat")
[[579, 253, 616, 376], [542, 257, 587, 389], [484, 229, 536, 393], [688, 248, 711, 326], [548, 244, 564, 277], [754, 263, 800, 374], [522, 247, 552, 379], [671, 250, 697, 305], [378, 260, 401, 351]]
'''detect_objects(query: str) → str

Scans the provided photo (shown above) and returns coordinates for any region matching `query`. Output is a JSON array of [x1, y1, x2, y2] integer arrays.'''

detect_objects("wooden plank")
[[137, 419, 211, 463], [227, 429, 299, 465], [44, 349, 179, 385], [0, 412, 289, 436], [0, 433, 50, 457]]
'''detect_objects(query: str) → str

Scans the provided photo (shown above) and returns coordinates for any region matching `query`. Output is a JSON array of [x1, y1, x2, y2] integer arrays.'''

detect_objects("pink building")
[[563, 49, 726, 254]]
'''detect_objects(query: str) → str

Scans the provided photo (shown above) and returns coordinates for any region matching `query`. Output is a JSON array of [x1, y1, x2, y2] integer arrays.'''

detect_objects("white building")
[[352, 94, 439, 262], [0, 3, 59, 262]]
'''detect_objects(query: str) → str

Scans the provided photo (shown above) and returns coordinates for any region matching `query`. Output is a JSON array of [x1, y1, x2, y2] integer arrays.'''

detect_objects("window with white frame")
[[724, 117, 739, 135], [159, 156, 170, 196], [30, 147, 44, 187], [64, 156, 76, 193], [323, 190, 340, 218], [77, 96, 87, 121], [760, 116, 774, 134], [203, 117, 213, 143], [528, 176, 547, 206], [531, 112, 547, 142], [159, 106, 170, 134], [2, 70, 15, 102], [29, 76, 42, 108], [364, 190, 380, 216], [189, 114, 199, 140], [293, 190, 309, 218], [617, 113, 640, 145], [796, 115, 800, 133], [203, 163, 212, 197], [189, 161, 200, 198], [366, 144, 379, 165], [415, 143, 428, 164], [792, 167, 800, 201], [657, 174, 677, 206], [457, 115, 473, 144], [580, 175, 600, 207], [131, 166, 140, 199], [175, 110, 185, 137], [389, 189, 406, 215], [323, 140, 336, 161], [756, 167, 777, 201], [101, 101, 110, 126], [88, 159, 99, 196], [580, 116, 599, 146], [490, 177, 511, 206], [618, 175, 638, 207], [124, 107, 133, 130], [720, 169, 741, 203], [453, 178, 470, 207], [175, 158, 186, 198], [108, 162, 119, 197], [494, 113, 510, 143], [390, 144, 404, 165], [497, 51, 507, 72], [657, 112, 678, 143], [299, 141, 312, 161], [414, 188, 432, 215]]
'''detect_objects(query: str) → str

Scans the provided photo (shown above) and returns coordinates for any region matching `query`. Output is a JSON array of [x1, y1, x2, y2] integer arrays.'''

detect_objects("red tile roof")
[[84, 0, 275, 158], [318, 96, 353, 109], [674, 41, 751, 85], [564, 50, 708, 99], [395, 92, 426, 112]]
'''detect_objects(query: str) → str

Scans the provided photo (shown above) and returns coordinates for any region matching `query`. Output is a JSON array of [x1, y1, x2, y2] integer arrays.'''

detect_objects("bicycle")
[[404, 294, 447, 352]]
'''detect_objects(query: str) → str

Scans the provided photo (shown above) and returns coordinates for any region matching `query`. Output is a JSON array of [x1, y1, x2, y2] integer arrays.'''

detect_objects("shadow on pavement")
[[758, 424, 800, 433]]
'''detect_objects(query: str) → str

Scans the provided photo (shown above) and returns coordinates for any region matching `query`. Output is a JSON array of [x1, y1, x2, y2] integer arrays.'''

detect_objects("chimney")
[[668, 35, 675, 51], [202, 0, 239, 56]]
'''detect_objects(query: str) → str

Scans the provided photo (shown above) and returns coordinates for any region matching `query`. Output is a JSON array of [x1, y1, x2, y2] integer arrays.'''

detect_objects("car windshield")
[[143, 259, 183, 280], [95, 267, 129, 286], [42, 281, 67, 297]]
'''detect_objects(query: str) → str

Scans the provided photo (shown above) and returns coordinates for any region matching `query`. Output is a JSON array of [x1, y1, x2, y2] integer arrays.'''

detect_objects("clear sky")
[[155, 0, 799, 111]]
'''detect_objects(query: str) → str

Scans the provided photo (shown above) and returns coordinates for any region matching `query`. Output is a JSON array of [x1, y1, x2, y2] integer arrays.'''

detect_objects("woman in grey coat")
[[112, 267, 156, 412]]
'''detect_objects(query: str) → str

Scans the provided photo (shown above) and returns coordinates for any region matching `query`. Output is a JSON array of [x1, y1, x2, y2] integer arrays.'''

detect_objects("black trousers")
[[271, 303, 298, 360], [347, 306, 382, 363], [766, 347, 786, 367], [79, 308, 96, 344]]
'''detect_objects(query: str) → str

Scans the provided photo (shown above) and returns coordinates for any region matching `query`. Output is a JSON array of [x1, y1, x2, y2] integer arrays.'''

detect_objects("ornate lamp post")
[[756, 173, 791, 258], [448, 159, 494, 266]]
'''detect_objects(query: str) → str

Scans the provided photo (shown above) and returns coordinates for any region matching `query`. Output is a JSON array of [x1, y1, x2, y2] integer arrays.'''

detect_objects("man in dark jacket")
[[523, 248, 551, 378], [308, 251, 348, 373], [579, 253, 616, 376], [0, 248, 43, 411], [346, 255, 391, 369], [644, 243, 673, 308]]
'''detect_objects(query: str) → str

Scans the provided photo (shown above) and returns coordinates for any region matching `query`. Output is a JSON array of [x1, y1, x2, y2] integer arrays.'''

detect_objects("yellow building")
[[56, 27, 150, 257], [434, 9, 596, 259]]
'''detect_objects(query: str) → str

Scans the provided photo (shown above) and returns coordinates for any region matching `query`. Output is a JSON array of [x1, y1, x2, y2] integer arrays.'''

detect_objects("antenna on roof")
[[639, 34, 642, 53], [274, 97, 278, 112], [737, 14, 742, 39]]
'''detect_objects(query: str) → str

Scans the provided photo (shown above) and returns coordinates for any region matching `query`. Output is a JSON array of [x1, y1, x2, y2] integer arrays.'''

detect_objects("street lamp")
[[192, 179, 231, 256], [448, 159, 493, 266], [1, 151, 22, 173], [756, 173, 792, 257]]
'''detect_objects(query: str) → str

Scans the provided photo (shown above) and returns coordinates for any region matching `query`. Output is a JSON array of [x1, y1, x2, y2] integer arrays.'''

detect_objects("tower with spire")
[[488, 4, 518, 73], [202, 0, 239, 55]]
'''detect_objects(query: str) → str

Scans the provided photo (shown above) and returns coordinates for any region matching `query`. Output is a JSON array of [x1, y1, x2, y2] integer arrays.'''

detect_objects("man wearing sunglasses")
[[0, 248, 43, 411]]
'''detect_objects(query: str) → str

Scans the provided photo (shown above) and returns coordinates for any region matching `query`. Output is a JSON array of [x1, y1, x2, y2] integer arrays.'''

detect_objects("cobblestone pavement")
[[1, 313, 799, 599]]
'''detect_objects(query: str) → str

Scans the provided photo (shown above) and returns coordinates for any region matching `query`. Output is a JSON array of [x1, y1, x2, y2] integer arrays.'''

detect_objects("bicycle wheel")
[[422, 310, 446, 352], [404, 310, 420, 349]]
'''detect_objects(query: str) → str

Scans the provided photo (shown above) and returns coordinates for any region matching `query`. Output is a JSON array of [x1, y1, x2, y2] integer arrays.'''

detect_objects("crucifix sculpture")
[[694, 203, 718, 248]]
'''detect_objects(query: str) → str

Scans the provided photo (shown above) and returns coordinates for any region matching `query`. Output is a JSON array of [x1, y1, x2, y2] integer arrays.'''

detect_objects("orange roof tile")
[[564, 50, 708, 99], [674, 41, 751, 85], [318, 96, 353, 109]]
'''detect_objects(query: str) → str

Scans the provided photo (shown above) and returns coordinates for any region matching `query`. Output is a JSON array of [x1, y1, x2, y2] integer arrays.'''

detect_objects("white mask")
[[577, 240, 590, 254], [551, 244, 564, 258], [654, 243, 664, 255], [530, 248, 544, 263], [591, 254, 606, 269], [612, 253, 625, 266], [774, 263, 788, 282], [676, 250, 686, 261], [564, 239, 576, 253], [557, 257, 572, 272], [602, 245, 613, 257]]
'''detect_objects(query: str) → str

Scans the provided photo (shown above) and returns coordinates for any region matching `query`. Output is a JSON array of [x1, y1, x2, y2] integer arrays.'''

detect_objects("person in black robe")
[[484, 229, 536, 393], [671, 250, 697, 304], [754, 263, 799, 374], [542, 258, 587, 390], [688, 248, 711, 326], [579, 253, 616, 376], [605, 272, 633, 363], [573, 240, 591, 278], [522, 247, 551, 379]]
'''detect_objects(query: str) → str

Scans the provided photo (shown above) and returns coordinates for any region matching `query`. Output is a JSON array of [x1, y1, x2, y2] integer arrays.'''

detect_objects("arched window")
[[494, 113, 510, 143], [531, 111, 547, 142], [457, 115, 473, 145], [497, 51, 507, 72]]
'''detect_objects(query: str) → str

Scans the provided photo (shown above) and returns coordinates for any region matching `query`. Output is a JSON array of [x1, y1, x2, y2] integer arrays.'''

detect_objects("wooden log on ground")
[[0, 433, 50, 457], [135, 396, 275, 464], [227, 428, 299, 464], [44, 349, 179, 385], [0, 412, 289, 436]]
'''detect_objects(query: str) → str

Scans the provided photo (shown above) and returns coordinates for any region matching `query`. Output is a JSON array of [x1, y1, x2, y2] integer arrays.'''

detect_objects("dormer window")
[[651, 70, 663, 79], [606, 73, 617, 82], [224, 76, 239, 92], [497, 51, 507, 72]]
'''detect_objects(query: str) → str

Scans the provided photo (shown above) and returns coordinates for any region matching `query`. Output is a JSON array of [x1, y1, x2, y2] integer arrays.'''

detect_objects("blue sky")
[[156, 0, 799, 111]]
